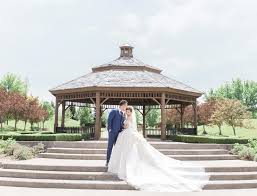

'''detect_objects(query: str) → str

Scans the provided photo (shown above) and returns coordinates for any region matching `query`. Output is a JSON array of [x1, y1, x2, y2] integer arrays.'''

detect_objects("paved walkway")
[[0, 186, 257, 196]]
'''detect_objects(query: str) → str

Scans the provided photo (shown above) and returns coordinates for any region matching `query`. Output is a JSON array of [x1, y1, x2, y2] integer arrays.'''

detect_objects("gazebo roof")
[[50, 45, 202, 97]]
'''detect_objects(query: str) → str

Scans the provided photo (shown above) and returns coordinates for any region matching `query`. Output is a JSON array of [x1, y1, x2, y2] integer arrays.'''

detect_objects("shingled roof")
[[50, 44, 202, 96]]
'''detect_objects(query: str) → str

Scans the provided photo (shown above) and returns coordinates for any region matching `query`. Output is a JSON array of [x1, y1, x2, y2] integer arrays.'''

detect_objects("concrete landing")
[[0, 186, 257, 196]]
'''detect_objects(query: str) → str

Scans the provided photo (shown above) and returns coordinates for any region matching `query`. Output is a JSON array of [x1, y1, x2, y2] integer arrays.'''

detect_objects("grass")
[[1, 117, 257, 140], [0, 117, 80, 133], [197, 119, 257, 138]]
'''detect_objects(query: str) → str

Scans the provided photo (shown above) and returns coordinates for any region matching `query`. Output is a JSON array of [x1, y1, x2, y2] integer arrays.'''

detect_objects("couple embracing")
[[106, 100, 209, 192]]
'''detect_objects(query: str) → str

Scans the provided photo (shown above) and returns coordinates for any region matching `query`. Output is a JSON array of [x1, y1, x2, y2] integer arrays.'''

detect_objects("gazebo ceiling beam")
[[151, 98, 161, 105], [101, 98, 109, 105]]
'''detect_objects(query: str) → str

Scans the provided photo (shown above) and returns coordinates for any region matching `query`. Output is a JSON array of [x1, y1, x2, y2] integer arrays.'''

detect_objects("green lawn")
[[1, 117, 257, 139], [0, 117, 80, 134], [197, 119, 257, 138]]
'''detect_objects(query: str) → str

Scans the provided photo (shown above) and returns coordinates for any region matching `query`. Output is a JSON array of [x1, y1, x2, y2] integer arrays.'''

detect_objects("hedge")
[[0, 133, 91, 141], [168, 135, 249, 144]]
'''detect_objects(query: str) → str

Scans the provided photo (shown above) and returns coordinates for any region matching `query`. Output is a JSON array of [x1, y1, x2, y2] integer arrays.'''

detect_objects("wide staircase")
[[0, 140, 257, 190]]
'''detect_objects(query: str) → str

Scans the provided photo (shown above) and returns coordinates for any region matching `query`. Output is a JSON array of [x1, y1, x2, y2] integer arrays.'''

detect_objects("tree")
[[101, 111, 107, 128], [198, 100, 216, 134], [78, 106, 94, 126], [0, 73, 27, 95], [8, 92, 27, 131], [69, 106, 77, 120], [0, 90, 9, 131], [183, 106, 194, 127], [209, 100, 224, 135], [22, 97, 38, 131], [166, 109, 180, 129], [146, 109, 160, 128], [41, 101, 54, 129], [214, 99, 252, 136], [206, 78, 257, 118], [28, 100, 44, 131]]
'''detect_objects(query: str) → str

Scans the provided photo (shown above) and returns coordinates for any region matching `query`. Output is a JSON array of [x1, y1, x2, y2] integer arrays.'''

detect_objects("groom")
[[106, 100, 128, 166]]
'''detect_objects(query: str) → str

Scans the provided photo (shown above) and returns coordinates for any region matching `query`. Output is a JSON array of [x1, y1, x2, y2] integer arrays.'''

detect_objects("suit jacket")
[[107, 109, 124, 133]]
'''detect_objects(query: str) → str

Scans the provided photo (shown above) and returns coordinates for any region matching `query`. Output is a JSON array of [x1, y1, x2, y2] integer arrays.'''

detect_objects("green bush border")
[[168, 135, 249, 144], [0, 133, 91, 141]]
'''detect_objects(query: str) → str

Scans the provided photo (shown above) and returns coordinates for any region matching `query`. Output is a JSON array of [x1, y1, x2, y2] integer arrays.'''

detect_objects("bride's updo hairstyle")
[[126, 106, 133, 113]]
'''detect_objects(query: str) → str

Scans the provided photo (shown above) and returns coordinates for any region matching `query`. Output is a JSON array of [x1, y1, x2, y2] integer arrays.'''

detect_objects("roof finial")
[[120, 44, 133, 58]]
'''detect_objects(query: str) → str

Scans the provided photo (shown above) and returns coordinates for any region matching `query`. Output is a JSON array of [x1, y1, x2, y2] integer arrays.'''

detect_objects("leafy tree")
[[146, 109, 160, 128], [41, 101, 54, 129], [214, 99, 252, 136], [78, 106, 94, 126], [69, 106, 77, 120], [28, 100, 44, 131], [8, 92, 27, 131], [0, 73, 27, 95], [206, 79, 257, 118], [166, 109, 180, 128], [197, 101, 216, 134], [0, 90, 9, 131], [22, 97, 38, 131], [101, 111, 107, 128], [209, 100, 224, 135], [135, 109, 142, 125]]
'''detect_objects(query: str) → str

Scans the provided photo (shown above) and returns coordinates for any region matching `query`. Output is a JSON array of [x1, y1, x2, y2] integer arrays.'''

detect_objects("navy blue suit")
[[106, 109, 125, 164]]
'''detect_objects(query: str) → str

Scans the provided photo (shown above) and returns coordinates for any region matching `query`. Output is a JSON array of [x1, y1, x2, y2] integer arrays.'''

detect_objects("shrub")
[[0, 138, 16, 154], [32, 142, 45, 155], [20, 131, 38, 135], [40, 131, 54, 134], [4, 143, 22, 156], [231, 139, 257, 162], [254, 154, 257, 162], [247, 139, 257, 149], [0, 134, 85, 141], [237, 146, 256, 160], [231, 143, 245, 154], [169, 135, 248, 144], [13, 145, 34, 160]]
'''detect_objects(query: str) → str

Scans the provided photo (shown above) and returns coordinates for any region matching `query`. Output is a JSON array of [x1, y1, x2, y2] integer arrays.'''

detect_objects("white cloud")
[[0, 0, 257, 101]]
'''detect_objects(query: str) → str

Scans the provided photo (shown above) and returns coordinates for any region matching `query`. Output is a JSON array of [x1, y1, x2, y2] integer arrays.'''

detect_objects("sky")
[[0, 0, 257, 102]]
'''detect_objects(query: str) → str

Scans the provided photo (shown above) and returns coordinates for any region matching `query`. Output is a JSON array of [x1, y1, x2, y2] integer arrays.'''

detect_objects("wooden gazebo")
[[49, 44, 202, 140]]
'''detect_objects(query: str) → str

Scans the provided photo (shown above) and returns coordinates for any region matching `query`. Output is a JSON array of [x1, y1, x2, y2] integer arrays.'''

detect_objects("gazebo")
[[49, 44, 202, 140]]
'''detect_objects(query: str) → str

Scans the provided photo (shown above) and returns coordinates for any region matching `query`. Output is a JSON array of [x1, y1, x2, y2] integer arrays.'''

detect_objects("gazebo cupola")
[[120, 44, 134, 58], [92, 44, 162, 74]]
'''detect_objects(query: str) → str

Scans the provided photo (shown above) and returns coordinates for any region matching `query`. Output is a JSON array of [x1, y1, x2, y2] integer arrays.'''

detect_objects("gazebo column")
[[94, 92, 101, 140], [180, 104, 185, 129], [54, 98, 60, 132], [61, 101, 66, 128], [160, 92, 166, 140], [193, 102, 198, 134], [142, 105, 146, 137]]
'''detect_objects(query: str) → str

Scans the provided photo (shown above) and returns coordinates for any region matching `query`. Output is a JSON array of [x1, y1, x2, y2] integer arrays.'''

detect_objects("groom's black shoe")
[[105, 162, 108, 167]]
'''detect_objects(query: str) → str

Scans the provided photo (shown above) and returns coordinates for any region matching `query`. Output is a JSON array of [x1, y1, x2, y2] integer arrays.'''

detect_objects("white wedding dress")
[[108, 108, 209, 192]]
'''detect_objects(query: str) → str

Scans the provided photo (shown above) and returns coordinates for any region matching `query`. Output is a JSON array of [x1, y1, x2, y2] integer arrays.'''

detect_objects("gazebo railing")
[[145, 128, 197, 137], [56, 124, 95, 139]]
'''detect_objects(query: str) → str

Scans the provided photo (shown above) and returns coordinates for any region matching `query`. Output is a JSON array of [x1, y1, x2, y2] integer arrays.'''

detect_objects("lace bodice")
[[124, 119, 136, 131]]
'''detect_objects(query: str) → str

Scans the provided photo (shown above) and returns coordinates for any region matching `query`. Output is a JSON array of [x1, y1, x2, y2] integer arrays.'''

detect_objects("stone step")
[[2, 168, 257, 181], [53, 141, 231, 150], [204, 180, 257, 189], [0, 177, 134, 190], [0, 176, 257, 190], [39, 153, 237, 161], [47, 148, 230, 155], [3, 163, 107, 172], [0, 169, 119, 181], [208, 172, 257, 181], [4, 161, 257, 173]]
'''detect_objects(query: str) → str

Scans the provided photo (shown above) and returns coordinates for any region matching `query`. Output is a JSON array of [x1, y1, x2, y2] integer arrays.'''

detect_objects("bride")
[[108, 106, 209, 192]]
